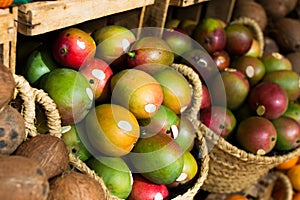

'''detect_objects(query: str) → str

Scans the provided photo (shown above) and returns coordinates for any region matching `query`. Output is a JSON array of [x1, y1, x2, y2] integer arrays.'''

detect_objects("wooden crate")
[[203, 0, 236, 23], [16, 0, 154, 36], [142, 0, 208, 37], [142, 0, 236, 30], [169, 0, 208, 7], [0, 6, 18, 73]]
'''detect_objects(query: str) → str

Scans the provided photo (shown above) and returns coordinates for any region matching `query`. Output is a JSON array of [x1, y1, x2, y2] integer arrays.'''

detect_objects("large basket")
[[198, 16, 300, 194], [13, 61, 209, 199]]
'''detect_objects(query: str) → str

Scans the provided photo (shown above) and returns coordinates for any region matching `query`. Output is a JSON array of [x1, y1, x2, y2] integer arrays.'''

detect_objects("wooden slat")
[[17, 0, 155, 36], [203, 0, 236, 23], [142, 0, 171, 37], [169, 0, 208, 7], [0, 10, 15, 42], [169, 3, 203, 22], [0, 6, 18, 73]]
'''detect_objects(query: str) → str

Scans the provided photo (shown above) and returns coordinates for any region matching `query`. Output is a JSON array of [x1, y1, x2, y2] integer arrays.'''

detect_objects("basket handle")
[[13, 74, 62, 138], [170, 63, 202, 125], [13, 74, 37, 138], [32, 88, 62, 138], [230, 17, 264, 57]]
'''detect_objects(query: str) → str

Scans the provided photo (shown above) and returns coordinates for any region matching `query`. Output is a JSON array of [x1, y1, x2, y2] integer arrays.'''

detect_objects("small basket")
[[230, 17, 264, 58], [242, 170, 293, 200], [203, 170, 293, 200], [200, 122, 300, 193], [13, 62, 209, 199]]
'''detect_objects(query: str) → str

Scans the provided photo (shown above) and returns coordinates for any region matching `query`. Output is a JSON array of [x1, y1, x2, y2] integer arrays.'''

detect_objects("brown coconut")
[[0, 105, 26, 155], [48, 171, 106, 200], [232, 1, 267, 31], [15, 134, 69, 179], [263, 36, 280, 56], [0, 64, 15, 111], [0, 155, 49, 200], [271, 17, 300, 53], [256, 0, 298, 19], [286, 52, 300, 75]]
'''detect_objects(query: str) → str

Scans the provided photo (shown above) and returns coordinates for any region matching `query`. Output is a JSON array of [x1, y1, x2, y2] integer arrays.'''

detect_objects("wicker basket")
[[196, 16, 300, 194], [242, 170, 293, 200], [13, 62, 209, 199]]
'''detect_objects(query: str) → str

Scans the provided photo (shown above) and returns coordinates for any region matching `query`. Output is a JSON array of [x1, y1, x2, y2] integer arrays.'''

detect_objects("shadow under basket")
[[13, 61, 210, 200], [200, 122, 300, 194]]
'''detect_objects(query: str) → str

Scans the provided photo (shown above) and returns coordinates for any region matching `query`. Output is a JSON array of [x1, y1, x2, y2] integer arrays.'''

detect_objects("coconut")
[[0, 155, 49, 200], [0, 105, 26, 155], [0, 64, 15, 111], [256, 0, 298, 19], [271, 17, 300, 53], [15, 134, 69, 179], [232, 1, 267, 31], [263, 36, 280, 56], [48, 171, 106, 200]]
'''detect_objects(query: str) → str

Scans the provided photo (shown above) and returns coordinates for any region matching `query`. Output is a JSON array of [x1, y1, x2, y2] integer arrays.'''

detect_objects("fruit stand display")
[[1, 0, 300, 199]]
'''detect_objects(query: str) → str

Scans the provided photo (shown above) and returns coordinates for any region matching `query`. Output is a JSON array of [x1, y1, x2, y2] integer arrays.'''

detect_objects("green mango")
[[86, 156, 133, 199], [261, 52, 292, 73], [61, 125, 91, 161], [283, 102, 300, 124], [39, 68, 93, 125], [128, 132, 184, 185], [263, 70, 300, 101], [24, 48, 58, 86]]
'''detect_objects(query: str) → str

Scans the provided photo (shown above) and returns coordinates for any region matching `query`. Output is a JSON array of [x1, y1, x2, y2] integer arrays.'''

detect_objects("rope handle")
[[170, 63, 202, 125], [231, 17, 264, 57]]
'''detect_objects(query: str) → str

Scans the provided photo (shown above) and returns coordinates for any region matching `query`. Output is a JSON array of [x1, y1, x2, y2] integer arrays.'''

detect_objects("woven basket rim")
[[170, 63, 202, 125]]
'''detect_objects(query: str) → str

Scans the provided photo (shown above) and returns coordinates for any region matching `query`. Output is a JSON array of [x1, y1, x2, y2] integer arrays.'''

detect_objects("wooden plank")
[[0, 6, 18, 73], [169, 3, 203, 22], [169, 0, 208, 7], [0, 10, 15, 42], [107, 8, 141, 30], [17, 0, 155, 36], [142, 0, 170, 37], [203, 0, 236, 23]]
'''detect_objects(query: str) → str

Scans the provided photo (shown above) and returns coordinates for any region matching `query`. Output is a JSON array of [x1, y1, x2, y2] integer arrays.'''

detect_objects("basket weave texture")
[[14, 62, 209, 199]]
